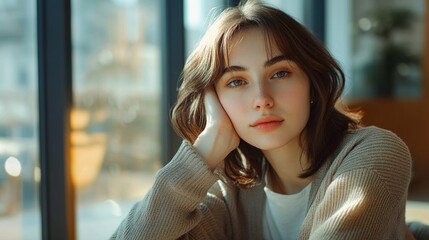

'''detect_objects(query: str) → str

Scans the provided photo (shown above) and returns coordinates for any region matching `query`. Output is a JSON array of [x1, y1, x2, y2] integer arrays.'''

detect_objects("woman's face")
[[214, 28, 311, 152]]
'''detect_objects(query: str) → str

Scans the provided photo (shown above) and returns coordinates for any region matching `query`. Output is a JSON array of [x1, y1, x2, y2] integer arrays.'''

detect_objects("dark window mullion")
[[304, 0, 326, 43], [227, 0, 240, 7], [161, 0, 184, 165], [37, 0, 75, 239]]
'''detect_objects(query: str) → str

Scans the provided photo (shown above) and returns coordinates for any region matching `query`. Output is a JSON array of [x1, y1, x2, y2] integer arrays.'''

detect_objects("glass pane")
[[71, 0, 162, 239], [0, 0, 41, 239], [184, 0, 225, 56], [327, 0, 425, 99], [261, 0, 305, 24]]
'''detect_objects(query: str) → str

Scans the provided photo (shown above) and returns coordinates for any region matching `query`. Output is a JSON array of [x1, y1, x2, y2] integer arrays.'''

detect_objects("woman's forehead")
[[222, 27, 283, 65]]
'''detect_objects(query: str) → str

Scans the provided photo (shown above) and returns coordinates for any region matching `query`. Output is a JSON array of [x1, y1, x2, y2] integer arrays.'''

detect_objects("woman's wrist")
[[193, 131, 222, 171]]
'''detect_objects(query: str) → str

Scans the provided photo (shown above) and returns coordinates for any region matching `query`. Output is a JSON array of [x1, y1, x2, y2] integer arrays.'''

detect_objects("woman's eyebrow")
[[221, 55, 289, 75], [222, 65, 246, 75], [264, 55, 289, 68]]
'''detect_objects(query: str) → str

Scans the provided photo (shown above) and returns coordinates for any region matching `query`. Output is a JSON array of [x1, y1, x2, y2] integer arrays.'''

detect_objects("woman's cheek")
[[220, 97, 245, 123]]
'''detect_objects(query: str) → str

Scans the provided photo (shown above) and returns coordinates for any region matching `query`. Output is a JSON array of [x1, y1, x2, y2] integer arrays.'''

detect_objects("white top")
[[263, 179, 312, 240]]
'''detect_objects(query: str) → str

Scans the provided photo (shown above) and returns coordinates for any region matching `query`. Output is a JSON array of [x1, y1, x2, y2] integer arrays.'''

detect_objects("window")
[[71, 0, 162, 238], [184, 0, 225, 56], [0, 0, 41, 239], [261, 0, 304, 24], [326, 0, 425, 99]]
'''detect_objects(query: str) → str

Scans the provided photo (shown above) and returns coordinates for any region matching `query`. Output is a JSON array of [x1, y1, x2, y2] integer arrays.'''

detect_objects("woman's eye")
[[272, 71, 289, 79], [227, 79, 245, 88]]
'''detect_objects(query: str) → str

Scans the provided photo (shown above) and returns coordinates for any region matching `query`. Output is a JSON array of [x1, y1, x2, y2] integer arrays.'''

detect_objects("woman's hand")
[[193, 87, 240, 170]]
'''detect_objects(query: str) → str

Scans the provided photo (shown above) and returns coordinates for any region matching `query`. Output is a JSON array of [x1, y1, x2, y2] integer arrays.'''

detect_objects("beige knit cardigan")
[[111, 126, 415, 239]]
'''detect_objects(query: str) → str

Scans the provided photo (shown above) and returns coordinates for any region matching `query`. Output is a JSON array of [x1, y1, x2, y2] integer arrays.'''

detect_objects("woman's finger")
[[204, 87, 224, 124]]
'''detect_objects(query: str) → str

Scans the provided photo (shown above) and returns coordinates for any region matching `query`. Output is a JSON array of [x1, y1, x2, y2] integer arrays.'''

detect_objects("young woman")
[[111, 1, 415, 239]]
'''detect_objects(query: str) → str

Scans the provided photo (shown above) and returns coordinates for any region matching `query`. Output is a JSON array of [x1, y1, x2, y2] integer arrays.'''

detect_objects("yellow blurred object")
[[70, 108, 90, 130], [70, 108, 106, 188]]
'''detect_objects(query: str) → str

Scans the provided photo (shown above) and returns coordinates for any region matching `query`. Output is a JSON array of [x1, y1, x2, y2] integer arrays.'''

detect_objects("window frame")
[[37, 0, 74, 239], [37, 0, 186, 238]]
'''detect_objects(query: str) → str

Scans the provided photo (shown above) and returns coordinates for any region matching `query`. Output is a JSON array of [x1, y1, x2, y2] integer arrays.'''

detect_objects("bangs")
[[219, 24, 249, 71], [219, 25, 293, 70], [264, 25, 302, 64]]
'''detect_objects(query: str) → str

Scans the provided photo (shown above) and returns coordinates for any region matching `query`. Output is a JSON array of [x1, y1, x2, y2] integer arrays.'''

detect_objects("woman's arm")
[[306, 128, 413, 240], [111, 89, 240, 239], [110, 141, 232, 239], [308, 169, 409, 239]]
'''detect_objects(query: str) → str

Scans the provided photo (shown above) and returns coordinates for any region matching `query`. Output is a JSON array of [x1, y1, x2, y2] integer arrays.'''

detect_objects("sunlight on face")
[[214, 27, 311, 153]]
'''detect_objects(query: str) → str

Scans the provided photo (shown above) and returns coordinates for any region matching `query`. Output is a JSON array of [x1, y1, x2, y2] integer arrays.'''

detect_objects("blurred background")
[[0, 0, 427, 239]]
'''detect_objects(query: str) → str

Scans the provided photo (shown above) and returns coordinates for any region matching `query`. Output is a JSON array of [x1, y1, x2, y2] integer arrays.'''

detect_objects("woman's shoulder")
[[332, 125, 412, 176], [345, 125, 410, 155], [321, 125, 413, 200], [349, 125, 401, 139]]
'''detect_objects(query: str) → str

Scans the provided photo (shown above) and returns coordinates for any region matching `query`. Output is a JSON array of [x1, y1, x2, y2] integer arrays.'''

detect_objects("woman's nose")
[[253, 84, 274, 110]]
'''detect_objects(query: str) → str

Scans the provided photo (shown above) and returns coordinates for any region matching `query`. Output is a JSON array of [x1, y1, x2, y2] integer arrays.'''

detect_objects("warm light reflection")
[[70, 108, 90, 130], [34, 166, 41, 183], [70, 108, 107, 188], [5, 156, 22, 177]]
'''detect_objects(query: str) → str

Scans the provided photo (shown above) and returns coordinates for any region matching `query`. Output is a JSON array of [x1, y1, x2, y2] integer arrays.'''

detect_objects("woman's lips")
[[250, 116, 284, 131]]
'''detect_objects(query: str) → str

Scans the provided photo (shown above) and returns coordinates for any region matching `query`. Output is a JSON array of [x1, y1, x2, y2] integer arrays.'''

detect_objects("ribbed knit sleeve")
[[110, 141, 232, 240], [300, 127, 413, 240]]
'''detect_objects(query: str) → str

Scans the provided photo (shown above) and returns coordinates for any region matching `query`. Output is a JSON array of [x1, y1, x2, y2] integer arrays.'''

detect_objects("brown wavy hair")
[[171, 1, 361, 188]]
